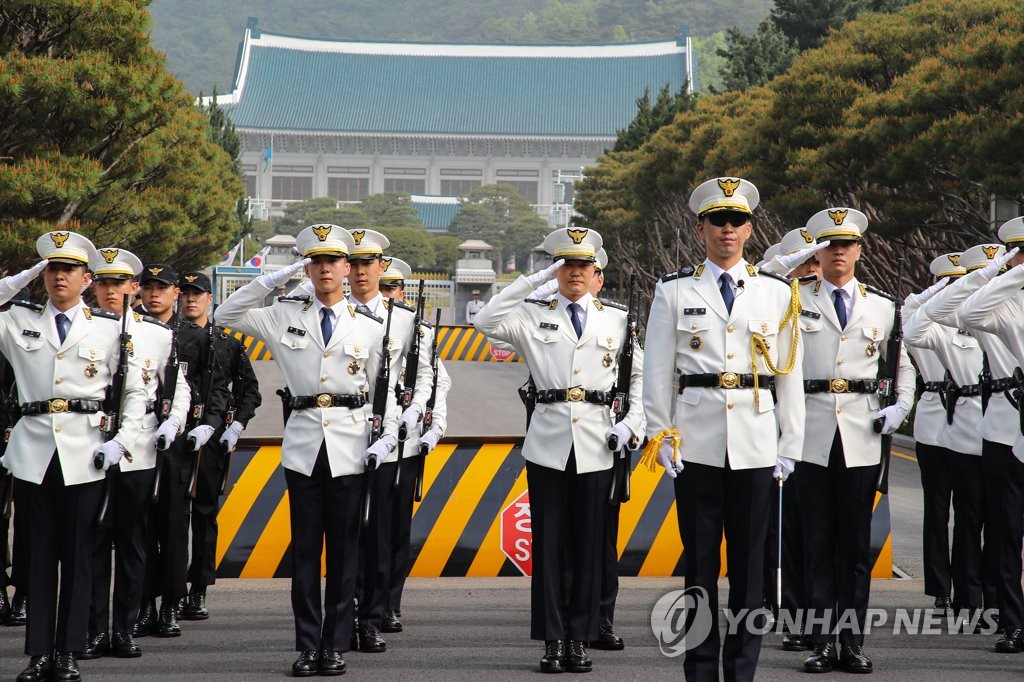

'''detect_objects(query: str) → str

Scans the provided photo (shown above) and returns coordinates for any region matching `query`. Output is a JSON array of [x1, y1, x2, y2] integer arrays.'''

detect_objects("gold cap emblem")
[[311, 224, 331, 242], [148, 267, 163, 276], [566, 228, 588, 245], [381, 257, 393, 270], [50, 232, 70, 248], [947, 254, 960, 266], [800, 229, 813, 243], [351, 230, 365, 245], [828, 209, 849, 226], [184, 274, 199, 282], [99, 248, 119, 263], [717, 178, 740, 197], [982, 245, 999, 259]]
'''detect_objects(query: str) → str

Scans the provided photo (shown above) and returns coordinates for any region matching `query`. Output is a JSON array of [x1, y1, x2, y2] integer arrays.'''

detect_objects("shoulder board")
[[277, 295, 311, 303], [798, 275, 818, 285], [419, 321, 433, 330], [141, 315, 170, 329], [10, 300, 43, 313], [355, 306, 383, 324], [383, 299, 415, 314], [525, 298, 550, 306], [660, 265, 696, 283], [863, 283, 897, 302], [88, 307, 118, 321], [132, 311, 142, 323], [744, 262, 758, 278], [598, 298, 627, 311], [757, 269, 792, 287], [813, 281, 822, 294]]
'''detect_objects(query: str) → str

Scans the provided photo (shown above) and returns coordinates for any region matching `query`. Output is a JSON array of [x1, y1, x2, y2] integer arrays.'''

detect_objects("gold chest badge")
[[602, 353, 613, 368], [689, 336, 703, 351], [142, 369, 153, 385], [348, 360, 360, 375], [84, 363, 98, 379]]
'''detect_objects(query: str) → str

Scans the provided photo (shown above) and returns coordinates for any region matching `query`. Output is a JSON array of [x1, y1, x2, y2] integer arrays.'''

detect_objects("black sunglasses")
[[704, 211, 751, 228]]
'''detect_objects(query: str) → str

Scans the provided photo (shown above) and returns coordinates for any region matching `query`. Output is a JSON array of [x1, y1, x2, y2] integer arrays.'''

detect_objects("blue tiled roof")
[[221, 31, 692, 138], [412, 196, 462, 231]]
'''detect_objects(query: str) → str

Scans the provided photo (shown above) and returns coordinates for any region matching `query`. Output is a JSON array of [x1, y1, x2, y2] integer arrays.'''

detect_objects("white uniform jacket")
[[904, 303, 983, 456], [120, 313, 191, 471], [0, 294, 146, 485], [927, 271, 1018, 447], [474, 276, 644, 474], [902, 297, 947, 448], [642, 259, 804, 469], [798, 278, 915, 468], [215, 281, 399, 477]]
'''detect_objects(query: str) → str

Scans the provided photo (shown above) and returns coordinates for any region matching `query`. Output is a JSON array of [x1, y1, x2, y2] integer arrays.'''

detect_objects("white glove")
[[152, 416, 180, 451], [93, 440, 125, 471], [257, 258, 311, 289], [187, 424, 216, 451], [777, 241, 830, 272], [657, 442, 684, 479], [627, 419, 648, 451], [980, 247, 1018, 280], [912, 278, 949, 306], [773, 456, 796, 482], [3, 260, 48, 292], [525, 259, 565, 288], [532, 279, 560, 300], [418, 427, 442, 454], [362, 435, 395, 468], [873, 404, 909, 436], [219, 420, 244, 451], [400, 404, 422, 439], [606, 422, 633, 453]]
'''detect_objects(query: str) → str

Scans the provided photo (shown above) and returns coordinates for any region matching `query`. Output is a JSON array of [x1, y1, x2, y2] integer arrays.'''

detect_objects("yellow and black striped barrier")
[[215, 443, 891, 579]]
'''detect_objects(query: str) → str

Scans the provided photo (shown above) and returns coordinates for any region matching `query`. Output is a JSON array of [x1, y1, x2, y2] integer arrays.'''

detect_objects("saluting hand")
[[3, 260, 48, 292], [256, 258, 311, 289], [525, 259, 565, 288], [980, 247, 1018, 280], [777, 240, 830, 273], [912, 278, 949, 306]]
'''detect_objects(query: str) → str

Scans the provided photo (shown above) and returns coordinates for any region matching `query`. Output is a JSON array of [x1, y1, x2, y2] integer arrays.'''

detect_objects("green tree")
[[447, 184, 549, 270], [716, 20, 797, 91], [273, 197, 367, 236], [377, 226, 436, 269], [360, 192, 425, 229], [430, 234, 464, 273], [0, 0, 242, 272], [614, 84, 696, 152]]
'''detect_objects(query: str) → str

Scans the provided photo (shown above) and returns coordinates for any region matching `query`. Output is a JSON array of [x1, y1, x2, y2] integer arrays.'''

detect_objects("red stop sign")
[[500, 490, 532, 576]]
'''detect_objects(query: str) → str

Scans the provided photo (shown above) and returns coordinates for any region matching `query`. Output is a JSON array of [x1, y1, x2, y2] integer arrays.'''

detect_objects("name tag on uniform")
[[683, 308, 706, 316], [540, 322, 559, 330], [800, 310, 821, 320], [286, 326, 306, 336], [180, 361, 189, 377], [957, 329, 973, 337], [21, 330, 40, 338]]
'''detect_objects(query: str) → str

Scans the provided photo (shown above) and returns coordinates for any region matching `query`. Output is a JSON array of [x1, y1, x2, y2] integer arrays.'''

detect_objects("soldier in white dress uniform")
[[214, 224, 399, 677], [796, 208, 915, 674], [474, 227, 645, 674], [0, 232, 147, 682], [642, 177, 805, 682]]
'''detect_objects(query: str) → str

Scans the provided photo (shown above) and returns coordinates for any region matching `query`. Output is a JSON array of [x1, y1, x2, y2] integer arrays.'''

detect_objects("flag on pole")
[[263, 134, 273, 172], [219, 241, 242, 266], [245, 245, 271, 268]]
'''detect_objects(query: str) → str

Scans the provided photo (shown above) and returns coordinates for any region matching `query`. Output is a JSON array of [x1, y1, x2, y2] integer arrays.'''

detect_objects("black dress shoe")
[[995, 628, 1024, 653], [382, 609, 402, 633], [319, 649, 346, 676], [183, 585, 209, 620], [134, 599, 157, 637], [540, 640, 566, 674], [174, 595, 187, 618], [16, 655, 52, 682], [111, 631, 142, 658], [804, 642, 838, 673], [52, 651, 81, 681], [588, 625, 623, 651], [77, 631, 109, 659], [566, 639, 592, 673], [291, 650, 320, 677], [156, 599, 181, 637], [0, 587, 10, 622], [782, 629, 807, 651], [839, 644, 873, 673], [6, 591, 26, 626], [934, 596, 952, 611], [358, 625, 386, 653]]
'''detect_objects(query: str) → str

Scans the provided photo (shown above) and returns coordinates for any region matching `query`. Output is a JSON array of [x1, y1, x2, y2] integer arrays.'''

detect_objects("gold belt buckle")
[[829, 378, 849, 393], [718, 372, 740, 389], [49, 399, 69, 413], [315, 393, 333, 408], [566, 387, 585, 402]]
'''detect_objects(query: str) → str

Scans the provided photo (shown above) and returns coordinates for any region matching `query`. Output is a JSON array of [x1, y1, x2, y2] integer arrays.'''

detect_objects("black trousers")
[[388, 454, 420, 613], [798, 430, 877, 647], [984, 440, 1024, 629], [946, 450, 985, 609], [915, 443, 953, 599], [981, 442, 1004, 611], [143, 441, 192, 602], [90, 467, 156, 636], [10, 486, 29, 595], [676, 459, 771, 682], [356, 460, 396, 631], [599, 497, 620, 629], [16, 454, 103, 656], [763, 469, 804, 619], [285, 443, 362, 652], [188, 439, 226, 588], [526, 452, 609, 642]]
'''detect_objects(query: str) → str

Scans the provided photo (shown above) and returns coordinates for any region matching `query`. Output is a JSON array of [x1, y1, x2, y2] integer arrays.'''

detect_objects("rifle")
[[220, 340, 247, 496], [187, 317, 218, 504], [96, 293, 132, 526], [517, 376, 537, 430], [393, 282, 425, 491], [874, 259, 905, 495], [415, 308, 442, 502], [363, 302, 394, 529], [152, 303, 182, 503], [607, 274, 639, 504], [980, 352, 992, 415]]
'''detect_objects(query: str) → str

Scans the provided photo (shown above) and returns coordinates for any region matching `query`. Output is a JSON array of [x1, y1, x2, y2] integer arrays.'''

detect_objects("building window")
[[384, 178, 426, 194], [440, 179, 481, 197], [244, 174, 256, 197], [272, 176, 313, 201], [328, 177, 369, 202], [502, 181, 538, 204]]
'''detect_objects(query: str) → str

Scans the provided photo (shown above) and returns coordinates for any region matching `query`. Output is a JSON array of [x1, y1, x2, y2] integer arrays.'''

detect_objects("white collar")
[[46, 300, 83, 322], [555, 291, 592, 311], [703, 258, 749, 285]]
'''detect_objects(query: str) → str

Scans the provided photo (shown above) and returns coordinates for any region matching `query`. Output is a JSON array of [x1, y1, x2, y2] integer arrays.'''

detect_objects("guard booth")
[[212, 266, 262, 305]]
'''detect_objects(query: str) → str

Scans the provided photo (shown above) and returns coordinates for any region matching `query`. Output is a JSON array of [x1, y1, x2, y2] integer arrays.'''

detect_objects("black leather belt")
[[804, 379, 878, 394], [921, 381, 944, 393], [288, 393, 368, 410], [990, 377, 1019, 392], [535, 388, 612, 405], [20, 399, 103, 415], [953, 383, 982, 397], [679, 373, 775, 391]]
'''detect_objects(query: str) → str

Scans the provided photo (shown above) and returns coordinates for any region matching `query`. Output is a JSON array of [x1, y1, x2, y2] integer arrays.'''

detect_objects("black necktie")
[[832, 289, 848, 329], [568, 302, 584, 339], [320, 308, 333, 344], [55, 313, 69, 344], [719, 274, 735, 314]]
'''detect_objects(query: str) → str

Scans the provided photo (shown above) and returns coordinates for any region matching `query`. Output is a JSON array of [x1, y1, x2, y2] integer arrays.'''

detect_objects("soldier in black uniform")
[[176, 271, 261, 621]]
